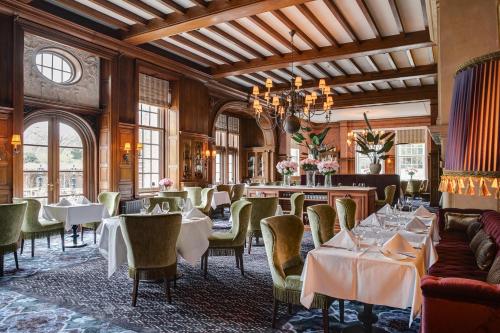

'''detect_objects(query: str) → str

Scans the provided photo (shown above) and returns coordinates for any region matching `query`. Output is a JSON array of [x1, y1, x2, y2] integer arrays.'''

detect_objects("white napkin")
[[405, 217, 427, 232], [185, 208, 205, 219], [324, 230, 356, 250], [360, 213, 381, 227], [56, 197, 72, 206], [414, 205, 433, 218], [378, 203, 392, 215], [78, 196, 90, 204], [151, 204, 162, 215], [382, 233, 415, 254]]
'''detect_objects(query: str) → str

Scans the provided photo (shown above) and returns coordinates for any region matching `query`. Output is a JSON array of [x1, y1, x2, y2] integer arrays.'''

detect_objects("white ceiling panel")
[[335, 59, 359, 75], [257, 12, 310, 51], [271, 69, 293, 81], [364, 0, 400, 37], [216, 23, 274, 57], [391, 50, 412, 68], [235, 18, 290, 54], [371, 54, 393, 71], [321, 62, 345, 77], [74, 0, 136, 25], [411, 47, 434, 65], [396, 0, 426, 33], [304, 1, 353, 44], [405, 78, 421, 87], [162, 37, 225, 65], [287, 66, 314, 80], [257, 71, 286, 83], [143, 0, 174, 14], [335, 0, 376, 40], [420, 77, 435, 85], [359, 83, 378, 91], [279, 6, 330, 47], [374, 82, 392, 90], [180, 33, 240, 63], [227, 76, 253, 87], [198, 28, 256, 60], [107, 0, 155, 20]]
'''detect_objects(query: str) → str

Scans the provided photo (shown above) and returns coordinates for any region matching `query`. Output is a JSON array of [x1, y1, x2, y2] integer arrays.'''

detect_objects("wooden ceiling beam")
[[328, 61, 347, 76], [235, 75, 263, 87], [296, 65, 317, 79], [349, 59, 364, 74], [205, 26, 265, 59], [406, 49, 416, 67], [212, 30, 432, 78], [169, 35, 232, 64], [296, 4, 339, 47], [272, 9, 319, 51], [323, 0, 359, 42], [246, 73, 268, 84], [122, 0, 165, 19], [226, 21, 283, 56], [387, 52, 398, 70], [123, 0, 313, 44], [420, 0, 428, 27], [311, 63, 332, 78], [158, 0, 187, 15], [191, 0, 208, 7], [87, 0, 148, 25], [365, 56, 380, 72], [263, 71, 287, 82], [54, 0, 130, 31], [247, 15, 300, 53], [355, 0, 381, 39], [152, 39, 217, 66], [388, 0, 404, 34], [187, 30, 248, 61]]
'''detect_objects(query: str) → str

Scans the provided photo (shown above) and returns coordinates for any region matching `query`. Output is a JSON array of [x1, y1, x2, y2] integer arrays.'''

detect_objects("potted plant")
[[159, 178, 173, 191], [291, 127, 336, 160], [317, 158, 339, 187], [300, 157, 319, 187], [347, 113, 395, 175], [276, 159, 298, 186]]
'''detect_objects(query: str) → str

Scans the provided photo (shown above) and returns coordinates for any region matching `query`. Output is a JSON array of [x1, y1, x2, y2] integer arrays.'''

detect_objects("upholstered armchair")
[[290, 192, 305, 220], [202, 200, 252, 278], [243, 197, 278, 254], [216, 184, 232, 195], [375, 185, 396, 209], [261, 215, 343, 331], [406, 180, 422, 198], [196, 188, 214, 215], [185, 187, 202, 207], [0, 202, 27, 276], [230, 184, 245, 203], [149, 197, 181, 212], [120, 213, 182, 306], [307, 204, 336, 249], [335, 198, 356, 230], [81, 192, 120, 244], [158, 190, 188, 199], [13, 198, 65, 257]]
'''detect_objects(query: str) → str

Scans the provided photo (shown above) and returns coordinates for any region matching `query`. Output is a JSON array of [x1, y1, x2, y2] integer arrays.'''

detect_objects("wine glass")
[[162, 202, 170, 214], [178, 198, 185, 214], [143, 198, 150, 212]]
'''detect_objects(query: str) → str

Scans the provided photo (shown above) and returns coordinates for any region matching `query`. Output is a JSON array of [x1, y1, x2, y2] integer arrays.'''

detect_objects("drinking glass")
[[143, 198, 150, 211], [162, 202, 170, 214], [178, 198, 185, 213]]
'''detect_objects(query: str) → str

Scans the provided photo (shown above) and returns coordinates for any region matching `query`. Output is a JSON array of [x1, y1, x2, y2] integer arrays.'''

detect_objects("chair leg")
[[31, 238, 35, 257], [339, 299, 344, 323], [203, 252, 208, 278], [14, 251, 19, 270], [322, 300, 329, 333], [61, 231, 65, 252], [0, 254, 3, 277], [81, 227, 84, 242], [272, 298, 278, 328], [239, 251, 244, 276], [235, 251, 240, 268], [47, 236, 50, 249], [20, 239, 24, 255], [248, 235, 252, 254], [288, 303, 292, 314], [131, 275, 139, 307], [93, 228, 97, 244], [164, 278, 172, 304]]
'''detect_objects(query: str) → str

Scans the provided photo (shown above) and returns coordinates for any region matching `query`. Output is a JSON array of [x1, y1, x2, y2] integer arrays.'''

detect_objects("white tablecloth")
[[300, 211, 439, 326], [43, 203, 110, 231], [98, 215, 212, 277], [211, 191, 231, 209]]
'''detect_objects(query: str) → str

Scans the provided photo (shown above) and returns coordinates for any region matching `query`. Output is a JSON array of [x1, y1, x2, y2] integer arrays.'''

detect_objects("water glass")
[[143, 198, 150, 211], [178, 198, 185, 212], [162, 202, 170, 214]]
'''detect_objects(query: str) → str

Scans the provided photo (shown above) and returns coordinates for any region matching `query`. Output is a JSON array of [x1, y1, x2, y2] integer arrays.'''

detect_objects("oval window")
[[35, 48, 82, 84]]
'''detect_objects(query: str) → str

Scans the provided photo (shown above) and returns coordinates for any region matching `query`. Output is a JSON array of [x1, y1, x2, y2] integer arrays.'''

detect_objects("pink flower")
[[317, 159, 339, 175], [300, 158, 319, 171], [276, 160, 298, 175], [159, 178, 173, 187]]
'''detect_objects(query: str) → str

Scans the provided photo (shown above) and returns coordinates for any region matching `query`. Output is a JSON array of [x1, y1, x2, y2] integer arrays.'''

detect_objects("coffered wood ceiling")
[[16, 0, 437, 106]]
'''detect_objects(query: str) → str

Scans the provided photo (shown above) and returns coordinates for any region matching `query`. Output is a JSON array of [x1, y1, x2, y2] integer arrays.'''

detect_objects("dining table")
[[300, 209, 439, 333], [98, 212, 213, 278], [211, 190, 232, 209]]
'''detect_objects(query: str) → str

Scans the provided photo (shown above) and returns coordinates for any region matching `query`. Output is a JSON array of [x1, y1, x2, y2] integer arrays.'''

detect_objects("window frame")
[[214, 115, 240, 184], [34, 48, 82, 85], [395, 143, 427, 181]]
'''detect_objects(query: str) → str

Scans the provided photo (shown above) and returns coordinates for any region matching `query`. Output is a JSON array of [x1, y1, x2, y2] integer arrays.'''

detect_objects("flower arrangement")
[[317, 159, 339, 175], [276, 160, 298, 176], [300, 157, 319, 171], [159, 178, 173, 190]]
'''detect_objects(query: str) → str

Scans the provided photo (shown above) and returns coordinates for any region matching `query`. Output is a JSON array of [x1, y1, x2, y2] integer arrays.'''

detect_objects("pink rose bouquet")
[[317, 159, 339, 175], [276, 160, 298, 176], [300, 158, 319, 171], [159, 178, 173, 188]]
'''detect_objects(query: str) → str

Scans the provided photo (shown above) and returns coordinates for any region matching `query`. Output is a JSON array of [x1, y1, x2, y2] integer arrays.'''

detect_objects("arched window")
[[35, 48, 82, 84]]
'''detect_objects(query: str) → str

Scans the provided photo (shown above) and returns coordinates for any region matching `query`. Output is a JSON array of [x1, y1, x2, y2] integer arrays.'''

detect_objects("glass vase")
[[324, 173, 332, 187], [306, 170, 316, 187], [283, 174, 291, 186]]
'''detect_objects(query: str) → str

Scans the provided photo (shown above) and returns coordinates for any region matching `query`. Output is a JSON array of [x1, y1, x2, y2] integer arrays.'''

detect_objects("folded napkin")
[[405, 217, 427, 232], [185, 208, 206, 219], [378, 203, 392, 215], [184, 198, 194, 211], [414, 205, 433, 218], [360, 213, 381, 227], [78, 196, 90, 204], [151, 204, 162, 215], [324, 230, 356, 250], [382, 233, 415, 254], [56, 197, 72, 206]]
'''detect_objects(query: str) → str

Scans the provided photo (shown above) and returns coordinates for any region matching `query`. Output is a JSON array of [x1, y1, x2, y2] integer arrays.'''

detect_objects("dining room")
[[0, 1, 499, 333]]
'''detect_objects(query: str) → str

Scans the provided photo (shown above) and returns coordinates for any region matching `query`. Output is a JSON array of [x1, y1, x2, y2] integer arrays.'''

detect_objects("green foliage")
[[353, 113, 395, 164], [24, 152, 39, 163]]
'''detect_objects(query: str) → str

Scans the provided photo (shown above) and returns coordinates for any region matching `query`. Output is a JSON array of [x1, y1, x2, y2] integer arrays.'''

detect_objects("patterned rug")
[[0, 218, 420, 333]]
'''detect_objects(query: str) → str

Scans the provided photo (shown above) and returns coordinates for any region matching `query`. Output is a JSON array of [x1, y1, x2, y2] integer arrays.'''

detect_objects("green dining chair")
[[13, 198, 65, 257], [185, 187, 202, 207], [290, 192, 305, 220], [0, 202, 27, 276], [261, 214, 343, 331], [216, 184, 233, 195], [307, 204, 336, 249], [230, 184, 246, 203], [120, 213, 182, 306], [243, 196, 278, 254], [196, 188, 214, 215], [335, 198, 356, 231], [158, 190, 188, 199], [375, 185, 397, 209], [81, 192, 121, 244], [202, 200, 252, 278], [149, 197, 181, 213]]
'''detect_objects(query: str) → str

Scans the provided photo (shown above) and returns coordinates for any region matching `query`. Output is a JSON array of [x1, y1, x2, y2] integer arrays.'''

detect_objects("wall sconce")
[[11, 134, 21, 154], [136, 143, 143, 158], [205, 149, 211, 158], [212, 150, 217, 158], [123, 142, 131, 163], [167, 87, 172, 108]]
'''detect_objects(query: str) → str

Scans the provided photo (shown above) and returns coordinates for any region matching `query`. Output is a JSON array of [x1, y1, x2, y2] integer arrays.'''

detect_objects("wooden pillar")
[[429, 99, 440, 206]]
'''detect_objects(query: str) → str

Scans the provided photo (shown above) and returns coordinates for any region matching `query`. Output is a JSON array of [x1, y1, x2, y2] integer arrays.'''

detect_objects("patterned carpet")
[[0, 213, 421, 333]]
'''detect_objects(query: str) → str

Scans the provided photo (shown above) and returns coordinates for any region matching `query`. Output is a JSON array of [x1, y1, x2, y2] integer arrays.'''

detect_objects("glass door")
[[23, 121, 50, 205]]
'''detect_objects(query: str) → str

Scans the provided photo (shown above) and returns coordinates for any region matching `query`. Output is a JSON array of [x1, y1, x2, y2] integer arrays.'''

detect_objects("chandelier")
[[251, 30, 335, 134]]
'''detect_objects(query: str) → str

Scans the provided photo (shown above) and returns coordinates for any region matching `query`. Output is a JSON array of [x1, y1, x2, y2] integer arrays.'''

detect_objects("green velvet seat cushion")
[[12, 198, 63, 238], [0, 202, 27, 254], [208, 232, 238, 248], [284, 274, 302, 291], [81, 222, 100, 230], [128, 263, 177, 281]]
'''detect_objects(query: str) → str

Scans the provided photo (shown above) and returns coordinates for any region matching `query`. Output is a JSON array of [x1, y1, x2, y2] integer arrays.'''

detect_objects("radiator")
[[121, 199, 142, 214]]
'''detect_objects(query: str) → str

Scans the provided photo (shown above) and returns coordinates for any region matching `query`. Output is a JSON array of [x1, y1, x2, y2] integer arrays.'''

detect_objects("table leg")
[[65, 225, 88, 248], [342, 303, 389, 333]]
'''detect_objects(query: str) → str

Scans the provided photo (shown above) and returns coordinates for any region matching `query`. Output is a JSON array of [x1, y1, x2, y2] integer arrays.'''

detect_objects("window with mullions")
[[138, 103, 163, 191], [214, 114, 239, 184], [35, 49, 81, 84], [396, 143, 426, 180]]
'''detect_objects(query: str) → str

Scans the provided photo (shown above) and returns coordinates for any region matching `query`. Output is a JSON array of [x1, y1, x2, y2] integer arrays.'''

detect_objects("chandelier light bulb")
[[311, 91, 317, 101], [272, 96, 280, 106], [324, 86, 331, 95], [319, 79, 326, 89], [327, 96, 333, 105], [265, 78, 273, 89], [294, 76, 302, 88], [304, 106, 309, 115], [264, 92, 270, 101], [252, 86, 259, 95], [253, 99, 260, 108]]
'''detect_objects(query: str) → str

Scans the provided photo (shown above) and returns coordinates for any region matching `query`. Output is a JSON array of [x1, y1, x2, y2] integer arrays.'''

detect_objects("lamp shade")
[[11, 134, 21, 145]]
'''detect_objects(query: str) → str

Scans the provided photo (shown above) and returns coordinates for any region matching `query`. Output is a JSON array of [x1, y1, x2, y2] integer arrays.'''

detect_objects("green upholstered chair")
[[158, 191, 188, 199], [13, 198, 65, 257], [120, 213, 182, 306], [307, 204, 336, 249], [185, 187, 202, 206], [196, 188, 214, 215], [375, 185, 397, 209], [290, 192, 305, 220], [148, 197, 181, 213], [335, 198, 356, 231], [81, 192, 120, 244], [0, 202, 27, 276], [216, 184, 233, 195], [230, 184, 246, 203], [243, 196, 278, 254], [406, 180, 422, 198], [202, 200, 252, 278], [261, 214, 343, 331]]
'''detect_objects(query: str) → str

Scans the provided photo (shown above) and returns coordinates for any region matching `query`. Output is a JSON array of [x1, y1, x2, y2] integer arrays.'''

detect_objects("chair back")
[[120, 213, 181, 270], [228, 200, 253, 246], [307, 204, 336, 248], [185, 187, 202, 206], [149, 197, 181, 212], [98, 192, 121, 216], [261, 215, 304, 288], [158, 191, 188, 199], [406, 180, 421, 195], [383, 185, 397, 205], [290, 192, 305, 219], [419, 180, 429, 192], [13, 198, 43, 232], [0, 202, 27, 246], [216, 184, 232, 194], [230, 184, 245, 202], [400, 181, 408, 195], [335, 198, 356, 230], [200, 188, 214, 214], [244, 197, 278, 234]]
